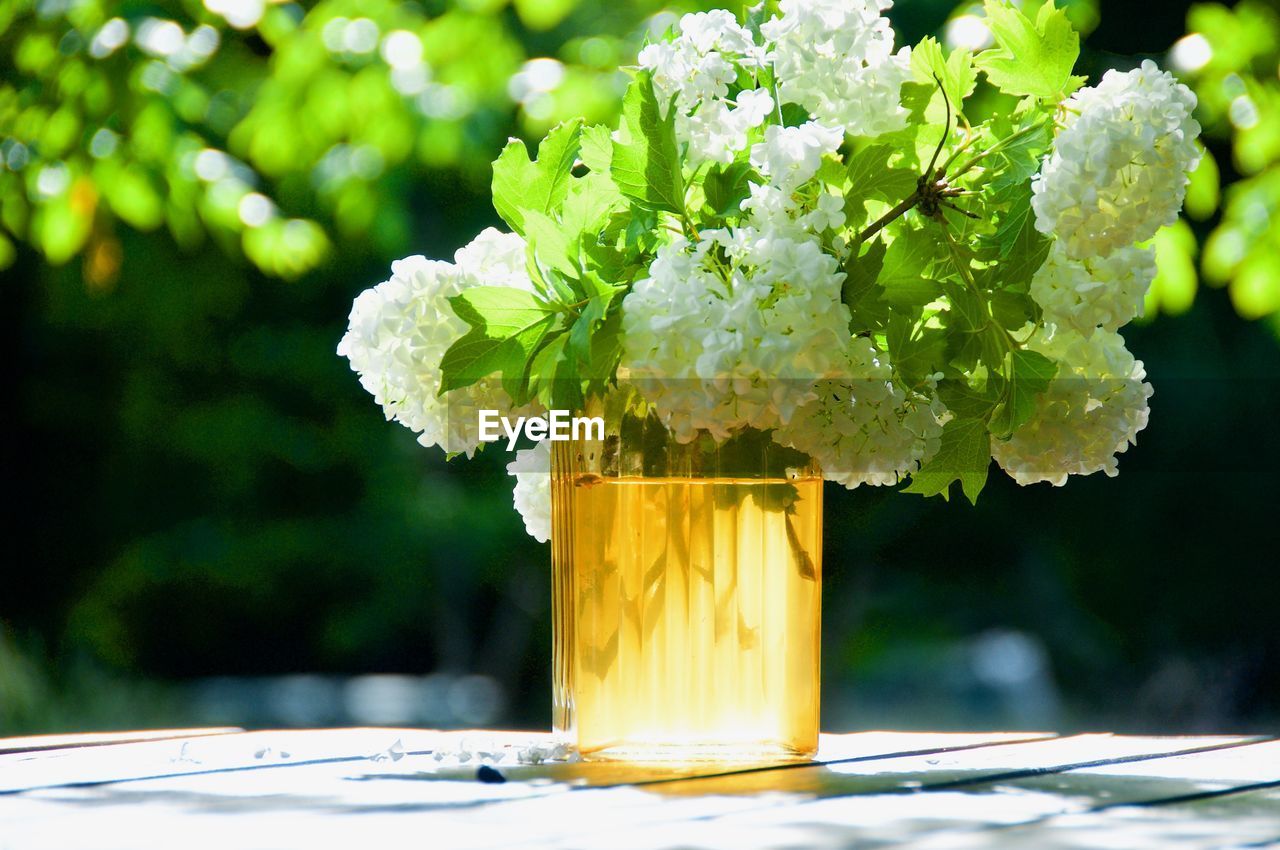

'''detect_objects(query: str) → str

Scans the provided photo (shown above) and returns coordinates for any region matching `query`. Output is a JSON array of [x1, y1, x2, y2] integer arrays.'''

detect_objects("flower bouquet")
[[340, 0, 1200, 760]]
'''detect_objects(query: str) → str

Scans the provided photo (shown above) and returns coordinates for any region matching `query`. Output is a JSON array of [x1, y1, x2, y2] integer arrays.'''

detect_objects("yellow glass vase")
[[550, 394, 822, 761]]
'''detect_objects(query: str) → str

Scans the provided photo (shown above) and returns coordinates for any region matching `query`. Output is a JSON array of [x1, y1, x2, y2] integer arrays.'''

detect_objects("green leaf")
[[611, 70, 685, 214], [841, 238, 890, 334], [990, 348, 1057, 438], [523, 208, 578, 279], [586, 306, 624, 384], [530, 333, 583, 411], [491, 118, 583, 233], [887, 313, 949, 387], [567, 289, 616, 364], [440, 287, 560, 395], [902, 417, 991, 504], [879, 225, 944, 310], [910, 36, 976, 120], [975, 0, 1085, 100], [987, 120, 1052, 195], [983, 183, 1051, 290], [579, 124, 614, 174], [940, 279, 986, 332], [844, 144, 917, 228], [703, 161, 758, 219], [937, 378, 1001, 421], [990, 289, 1041, 330]]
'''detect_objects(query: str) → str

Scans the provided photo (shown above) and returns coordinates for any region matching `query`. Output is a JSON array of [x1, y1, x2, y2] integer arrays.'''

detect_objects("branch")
[[855, 190, 921, 245]]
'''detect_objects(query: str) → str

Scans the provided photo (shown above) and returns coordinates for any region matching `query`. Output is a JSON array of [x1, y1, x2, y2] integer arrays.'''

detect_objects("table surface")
[[1, 727, 1277, 849]]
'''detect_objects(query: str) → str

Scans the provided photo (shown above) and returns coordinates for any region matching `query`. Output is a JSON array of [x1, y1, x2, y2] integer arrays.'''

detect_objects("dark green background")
[[3, 0, 1278, 734]]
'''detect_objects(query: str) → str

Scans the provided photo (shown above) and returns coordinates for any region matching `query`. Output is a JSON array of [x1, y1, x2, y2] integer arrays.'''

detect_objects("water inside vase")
[[553, 472, 821, 761]]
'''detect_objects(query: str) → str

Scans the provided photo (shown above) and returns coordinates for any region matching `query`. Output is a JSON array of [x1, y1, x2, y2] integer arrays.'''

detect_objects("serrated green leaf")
[[586, 307, 624, 384], [844, 145, 917, 228], [491, 118, 583, 233], [902, 417, 991, 503], [940, 279, 986, 332], [703, 161, 758, 219], [937, 378, 1001, 420], [983, 183, 1051, 289], [611, 70, 685, 214], [879, 225, 945, 309], [530, 333, 583, 411], [975, 0, 1085, 100], [841, 238, 890, 334], [563, 170, 623, 236], [887, 313, 949, 387], [911, 36, 976, 121], [990, 348, 1057, 438], [987, 121, 1051, 195], [568, 290, 615, 363], [990, 289, 1040, 330], [523, 208, 578, 280], [440, 287, 560, 395], [579, 124, 614, 174]]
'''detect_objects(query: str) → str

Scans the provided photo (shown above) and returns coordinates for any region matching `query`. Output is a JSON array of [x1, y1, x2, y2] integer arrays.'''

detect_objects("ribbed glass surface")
[[551, 395, 822, 762]]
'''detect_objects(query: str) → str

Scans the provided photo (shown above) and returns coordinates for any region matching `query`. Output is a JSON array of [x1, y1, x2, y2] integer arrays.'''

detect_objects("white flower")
[[776, 337, 946, 488], [799, 191, 847, 234], [507, 439, 552, 543], [762, 0, 912, 138], [638, 11, 771, 165], [621, 226, 851, 442], [992, 324, 1153, 486], [1032, 60, 1201, 259], [749, 121, 844, 193], [1031, 241, 1156, 336], [337, 228, 539, 457]]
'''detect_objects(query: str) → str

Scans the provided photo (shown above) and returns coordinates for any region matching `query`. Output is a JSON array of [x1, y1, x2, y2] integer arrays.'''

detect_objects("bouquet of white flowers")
[[340, 0, 1201, 540]]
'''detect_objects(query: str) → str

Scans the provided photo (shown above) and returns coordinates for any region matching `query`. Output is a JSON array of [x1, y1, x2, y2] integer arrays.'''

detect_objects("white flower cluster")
[[337, 228, 537, 457], [776, 337, 946, 488], [1032, 60, 1201, 260], [1005, 61, 1192, 486], [1030, 241, 1157, 337], [621, 226, 851, 442], [507, 439, 552, 544], [640, 0, 912, 167], [992, 324, 1153, 486], [763, 0, 912, 138], [638, 11, 771, 165], [743, 121, 848, 236]]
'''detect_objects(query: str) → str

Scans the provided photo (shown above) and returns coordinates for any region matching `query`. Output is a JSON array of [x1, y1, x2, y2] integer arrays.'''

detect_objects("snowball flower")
[[992, 324, 1153, 486], [1031, 241, 1157, 336], [762, 0, 912, 138], [749, 121, 844, 193], [337, 228, 538, 456], [1032, 60, 1201, 259], [638, 10, 771, 165], [775, 337, 946, 488], [507, 439, 551, 543], [621, 226, 851, 442]]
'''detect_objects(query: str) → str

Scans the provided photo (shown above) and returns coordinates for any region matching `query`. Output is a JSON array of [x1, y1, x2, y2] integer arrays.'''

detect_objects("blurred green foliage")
[[0, 0, 675, 281], [1146, 1, 1280, 326], [3, 0, 1279, 735]]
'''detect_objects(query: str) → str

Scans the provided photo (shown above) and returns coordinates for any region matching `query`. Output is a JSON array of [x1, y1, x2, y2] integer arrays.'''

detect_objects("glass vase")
[[550, 393, 822, 762]]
